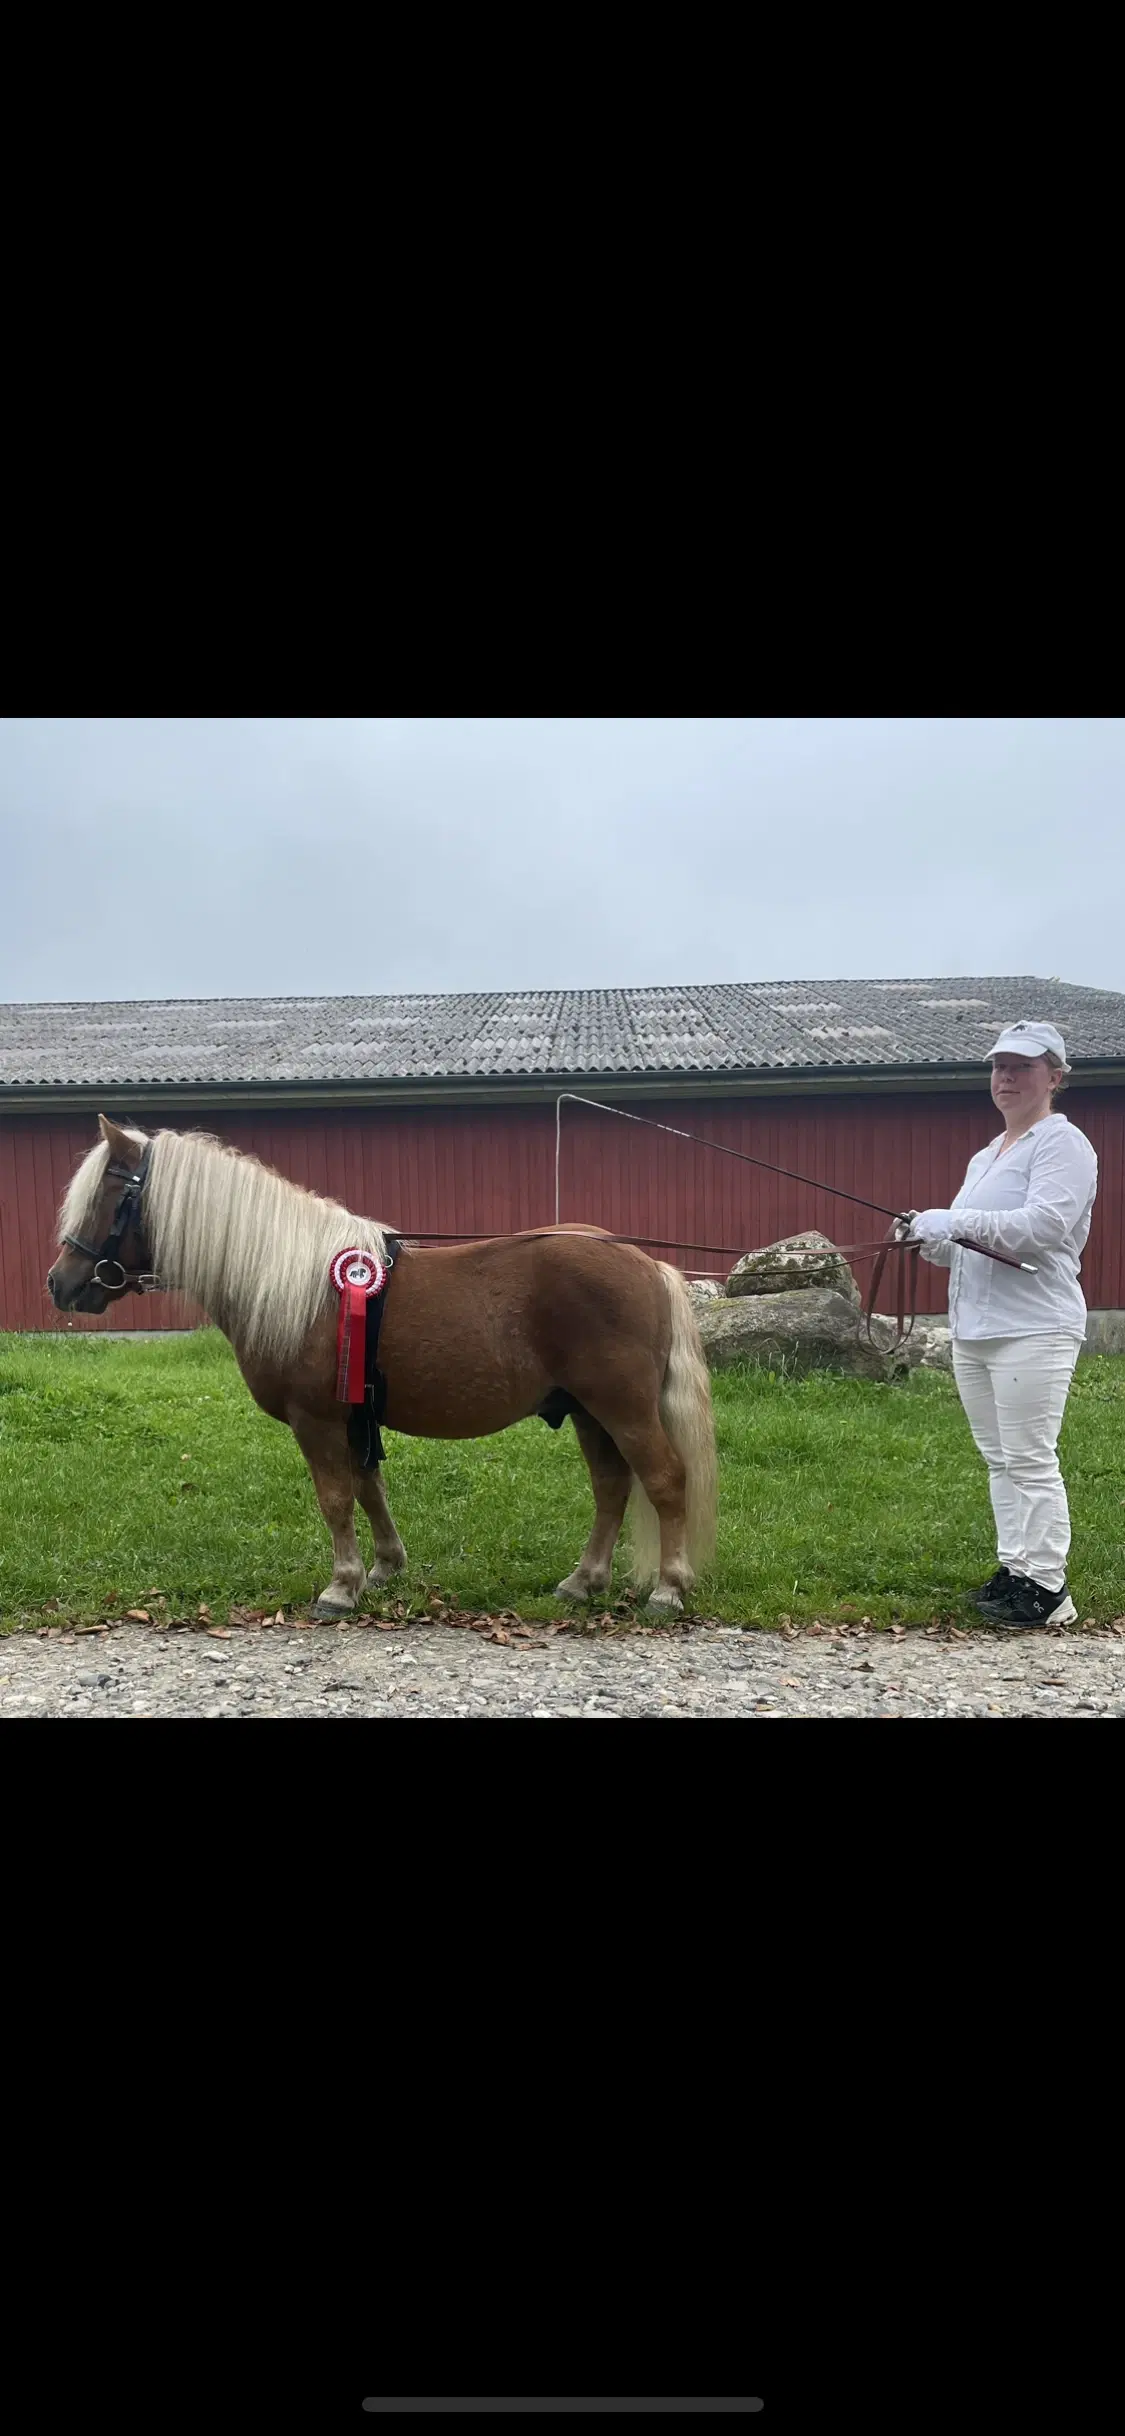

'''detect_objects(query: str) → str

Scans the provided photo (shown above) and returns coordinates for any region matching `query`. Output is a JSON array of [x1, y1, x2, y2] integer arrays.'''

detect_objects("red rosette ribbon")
[[331, 1246, 388, 1403]]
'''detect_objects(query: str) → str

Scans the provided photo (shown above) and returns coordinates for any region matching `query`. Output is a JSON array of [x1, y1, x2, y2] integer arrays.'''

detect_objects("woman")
[[908, 1020, 1098, 1628]]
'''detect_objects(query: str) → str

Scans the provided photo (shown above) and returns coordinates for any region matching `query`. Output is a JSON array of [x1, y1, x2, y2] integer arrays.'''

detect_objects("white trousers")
[[951, 1333, 1083, 1594]]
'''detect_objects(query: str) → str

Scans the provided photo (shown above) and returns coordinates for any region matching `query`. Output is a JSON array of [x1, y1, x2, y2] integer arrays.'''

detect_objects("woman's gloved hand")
[[907, 1208, 954, 1243]]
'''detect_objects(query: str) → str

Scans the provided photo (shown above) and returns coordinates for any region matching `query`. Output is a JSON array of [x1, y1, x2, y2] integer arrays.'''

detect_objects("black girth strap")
[[346, 1238, 399, 1472]]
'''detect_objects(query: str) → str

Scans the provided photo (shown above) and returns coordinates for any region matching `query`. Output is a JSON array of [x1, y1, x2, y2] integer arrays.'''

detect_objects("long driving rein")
[[62, 1146, 160, 1296], [63, 1124, 1031, 1347], [469, 1219, 935, 1347]]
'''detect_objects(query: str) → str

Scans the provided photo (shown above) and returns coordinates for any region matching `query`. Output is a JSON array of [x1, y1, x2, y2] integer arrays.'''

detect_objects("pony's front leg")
[[290, 1412, 368, 1618], [354, 1466, 407, 1586]]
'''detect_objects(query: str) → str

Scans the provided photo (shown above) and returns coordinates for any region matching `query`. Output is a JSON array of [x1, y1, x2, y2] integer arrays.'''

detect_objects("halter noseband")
[[62, 1145, 159, 1294]]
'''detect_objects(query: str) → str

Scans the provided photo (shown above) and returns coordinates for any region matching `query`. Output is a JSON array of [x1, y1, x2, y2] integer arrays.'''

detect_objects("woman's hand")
[[909, 1208, 954, 1243]]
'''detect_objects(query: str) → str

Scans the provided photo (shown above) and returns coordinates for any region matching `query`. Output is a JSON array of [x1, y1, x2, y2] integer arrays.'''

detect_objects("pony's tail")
[[627, 1263, 718, 1589]]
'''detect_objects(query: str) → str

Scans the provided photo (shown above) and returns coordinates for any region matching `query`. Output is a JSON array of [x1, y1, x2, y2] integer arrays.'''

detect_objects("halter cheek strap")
[[62, 1146, 158, 1293]]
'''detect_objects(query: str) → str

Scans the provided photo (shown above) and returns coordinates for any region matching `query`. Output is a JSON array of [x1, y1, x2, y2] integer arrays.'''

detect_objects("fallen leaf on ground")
[[206, 1627, 233, 1640], [488, 1628, 511, 1644], [75, 1623, 109, 1635], [126, 1609, 151, 1623]]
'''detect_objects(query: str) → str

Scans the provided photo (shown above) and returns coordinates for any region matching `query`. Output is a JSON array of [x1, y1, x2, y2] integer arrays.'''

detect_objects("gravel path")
[[3, 1614, 1125, 1715]]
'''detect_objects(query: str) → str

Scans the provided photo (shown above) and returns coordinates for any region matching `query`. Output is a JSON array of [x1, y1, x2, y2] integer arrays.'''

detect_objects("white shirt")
[[916, 1113, 1098, 1341]]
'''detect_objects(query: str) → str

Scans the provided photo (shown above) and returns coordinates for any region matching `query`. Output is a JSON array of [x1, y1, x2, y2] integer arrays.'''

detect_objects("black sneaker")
[[973, 1566, 1016, 1611], [989, 1575, 1078, 1628]]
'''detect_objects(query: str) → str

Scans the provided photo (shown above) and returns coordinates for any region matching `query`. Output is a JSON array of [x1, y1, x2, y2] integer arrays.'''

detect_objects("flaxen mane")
[[59, 1128, 394, 1365]]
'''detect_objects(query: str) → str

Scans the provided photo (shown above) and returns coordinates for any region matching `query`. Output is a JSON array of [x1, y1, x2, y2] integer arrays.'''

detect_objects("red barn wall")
[[2, 1086, 1122, 1333]]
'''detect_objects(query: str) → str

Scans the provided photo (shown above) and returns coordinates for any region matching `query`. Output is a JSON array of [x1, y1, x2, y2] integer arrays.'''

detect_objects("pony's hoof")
[[646, 1585, 685, 1616], [367, 1557, 405, 1586], [313, 1596, 354, 1621], [555, 1572, 592, 1601]]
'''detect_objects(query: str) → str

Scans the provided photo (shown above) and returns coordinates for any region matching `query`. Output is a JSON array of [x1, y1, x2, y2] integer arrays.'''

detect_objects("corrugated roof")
[[1, 977, 1123, 1089]]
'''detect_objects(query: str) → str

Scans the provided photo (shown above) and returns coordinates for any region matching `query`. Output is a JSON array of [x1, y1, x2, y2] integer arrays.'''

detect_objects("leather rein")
[[60, 1167, 1026, 1347], [460, 1219, 1027, 1351]]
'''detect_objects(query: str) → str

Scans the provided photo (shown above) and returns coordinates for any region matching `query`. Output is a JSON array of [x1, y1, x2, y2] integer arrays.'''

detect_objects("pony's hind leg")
[[290, 1411, 368, 1618], [354, 1466, 407, 1586], [602, 1410, 693, 1614], [555, 1409, 632, 1601]]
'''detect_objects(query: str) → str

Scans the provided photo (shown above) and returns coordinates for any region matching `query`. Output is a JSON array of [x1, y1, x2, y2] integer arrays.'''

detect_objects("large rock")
[[696, 1287, 891, 1380], [726, 1230, 861, 1308], [866, 1314, 954, 1373], [686, 1278, 723, 1309]]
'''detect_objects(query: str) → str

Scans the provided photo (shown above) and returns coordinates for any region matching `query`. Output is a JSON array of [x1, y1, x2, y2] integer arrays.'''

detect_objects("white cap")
[[987, 1019, 1069, 1070]]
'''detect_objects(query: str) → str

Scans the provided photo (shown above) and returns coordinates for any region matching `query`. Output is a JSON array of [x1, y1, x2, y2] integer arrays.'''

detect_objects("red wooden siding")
[[2, 1086, 1122, 1333]]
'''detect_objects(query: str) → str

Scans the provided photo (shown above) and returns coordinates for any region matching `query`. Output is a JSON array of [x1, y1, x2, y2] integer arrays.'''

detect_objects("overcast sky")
[[1, 717, 1121, 1002]]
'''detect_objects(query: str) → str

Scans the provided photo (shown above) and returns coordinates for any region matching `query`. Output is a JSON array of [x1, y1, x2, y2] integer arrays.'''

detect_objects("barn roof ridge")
[[2, 975, 1124, 1089]]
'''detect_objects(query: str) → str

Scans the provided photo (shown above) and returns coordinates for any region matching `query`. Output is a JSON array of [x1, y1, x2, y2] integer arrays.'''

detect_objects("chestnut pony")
[[48, 1117, 717, 1618]]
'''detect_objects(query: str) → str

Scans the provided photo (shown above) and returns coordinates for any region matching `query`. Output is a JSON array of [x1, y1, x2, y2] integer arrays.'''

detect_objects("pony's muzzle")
[[46, 1260, 110, 1313]]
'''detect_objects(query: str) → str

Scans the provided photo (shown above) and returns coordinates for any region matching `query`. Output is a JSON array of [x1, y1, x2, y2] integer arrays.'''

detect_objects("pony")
[[48, 1116, 717, 1618]]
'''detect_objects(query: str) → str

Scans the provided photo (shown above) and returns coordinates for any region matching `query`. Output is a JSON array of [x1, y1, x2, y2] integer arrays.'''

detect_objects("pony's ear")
[[98, 1114, 139, 1163]]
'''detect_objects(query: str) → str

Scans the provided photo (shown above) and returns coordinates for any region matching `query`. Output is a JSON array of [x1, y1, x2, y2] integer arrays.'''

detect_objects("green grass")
[[2, 1330, 1124, 1631]]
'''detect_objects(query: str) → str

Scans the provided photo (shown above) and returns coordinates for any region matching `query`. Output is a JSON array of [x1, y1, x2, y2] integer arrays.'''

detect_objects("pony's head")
[[48, 1115, 156, 1313]]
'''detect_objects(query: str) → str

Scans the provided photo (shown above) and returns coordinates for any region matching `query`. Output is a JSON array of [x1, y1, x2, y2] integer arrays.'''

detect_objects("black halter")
[[62, 1145, 158, 1293]]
